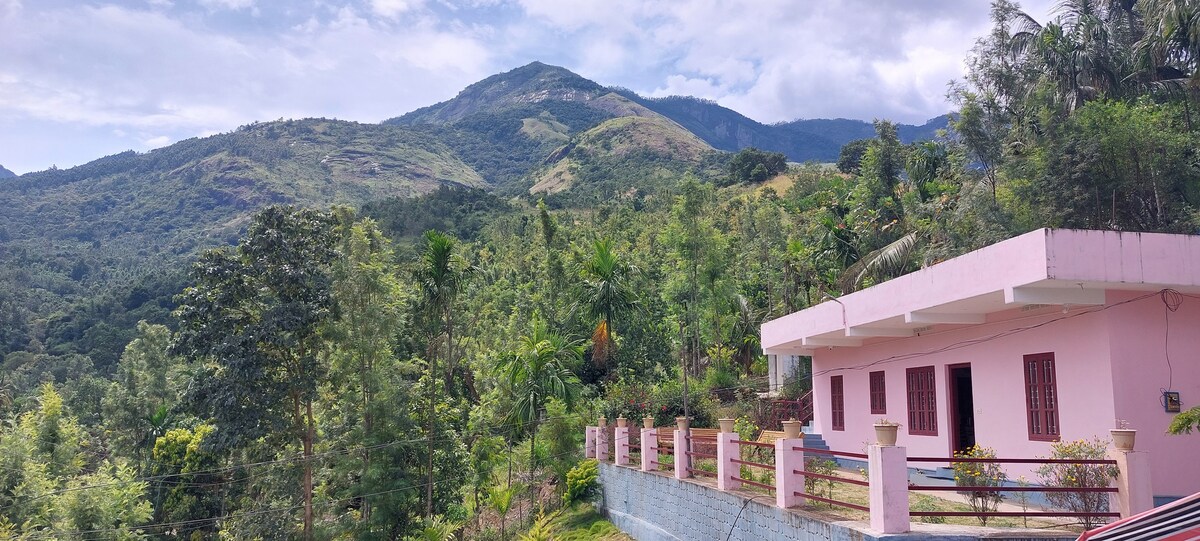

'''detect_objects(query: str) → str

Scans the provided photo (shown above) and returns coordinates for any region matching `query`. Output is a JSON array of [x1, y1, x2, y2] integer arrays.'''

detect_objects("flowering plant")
[[1036, 438, 1119, 528], [953, 445, 1006, 525]]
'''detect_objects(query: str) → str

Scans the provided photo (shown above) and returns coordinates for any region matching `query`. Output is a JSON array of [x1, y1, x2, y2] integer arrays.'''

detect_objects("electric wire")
[[809, 289, 1168, 378], [18, 447, 586, 541]]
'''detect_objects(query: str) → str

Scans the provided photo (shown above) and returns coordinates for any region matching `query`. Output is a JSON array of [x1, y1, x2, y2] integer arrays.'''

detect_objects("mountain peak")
[[0, 164, 15, 178], [388, 61, 606, 125]]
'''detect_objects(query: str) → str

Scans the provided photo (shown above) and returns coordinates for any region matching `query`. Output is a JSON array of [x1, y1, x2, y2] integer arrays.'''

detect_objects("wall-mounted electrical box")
[[1165, 391, 1182, 413]]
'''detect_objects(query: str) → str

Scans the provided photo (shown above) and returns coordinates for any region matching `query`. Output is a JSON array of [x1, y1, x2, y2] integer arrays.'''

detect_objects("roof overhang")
[[762, 229, 1200, 355]]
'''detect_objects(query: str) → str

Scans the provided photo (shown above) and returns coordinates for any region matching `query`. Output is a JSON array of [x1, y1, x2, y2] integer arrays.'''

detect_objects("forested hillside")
[[2, 1, 1200, 538]]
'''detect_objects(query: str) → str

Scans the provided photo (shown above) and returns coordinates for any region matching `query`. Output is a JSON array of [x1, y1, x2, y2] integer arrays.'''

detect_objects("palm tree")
[[1136, 0, 1200, 93], [414, 230, 468, 518], [1010, 0, 1139, 112], [728, 295, 762, 377], [574, 238, 637, 368], [487, 485, 516, 539], [501, 317, 584, 511], [406, 515, 460, 541]]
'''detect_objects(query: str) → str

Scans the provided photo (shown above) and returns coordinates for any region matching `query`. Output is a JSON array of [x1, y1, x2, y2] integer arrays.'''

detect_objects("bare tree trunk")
[[303, 400, 315, 541], [529, 417, 538, 514], [426, 348, 436, 518], [361, 356, 373, 524]]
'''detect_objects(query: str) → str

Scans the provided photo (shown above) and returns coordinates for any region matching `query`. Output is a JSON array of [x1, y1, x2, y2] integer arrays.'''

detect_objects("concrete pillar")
[[597, 425, 610, 462], [641, 428, 658, 471], [1110, 448, 1154, 518], [717, 431, 741, 491], [868, 444, 909, 534], [585, 426, 596, 459], [674, 417, 689, 479], [768, 354, 778, 393], [615, 426, 630, 466], [775, 437, 804, 508]]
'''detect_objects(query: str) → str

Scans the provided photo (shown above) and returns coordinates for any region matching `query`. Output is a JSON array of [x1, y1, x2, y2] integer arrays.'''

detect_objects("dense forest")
[[3, 0, 1200, 538]]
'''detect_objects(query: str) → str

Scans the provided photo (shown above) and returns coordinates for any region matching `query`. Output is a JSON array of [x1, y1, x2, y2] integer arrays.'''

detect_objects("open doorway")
[[948, 364, 975, 455]]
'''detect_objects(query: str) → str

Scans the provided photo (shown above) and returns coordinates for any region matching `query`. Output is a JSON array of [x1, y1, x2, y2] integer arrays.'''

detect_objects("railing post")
[[1109, 440, 1153, 518], [776, 419, 804, 508], [597, 417, 609, 462], [717, 418, 740, 491], [868, 443, 909, 534], [641, 417, 657, 472], [585, 426, 596, 459], [674, 416, 690, 479], [615, 416, 630, 466]]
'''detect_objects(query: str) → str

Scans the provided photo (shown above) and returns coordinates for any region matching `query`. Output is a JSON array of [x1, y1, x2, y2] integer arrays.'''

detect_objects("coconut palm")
[[1009, 0, 1139, 112], [574, 238, 637, 368], [1136, 0, 1200, 92], [501, 317, 584, 510]]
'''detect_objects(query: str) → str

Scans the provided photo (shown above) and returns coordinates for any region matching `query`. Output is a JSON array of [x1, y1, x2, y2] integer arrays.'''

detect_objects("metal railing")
[[907, 455, 1121, 520]]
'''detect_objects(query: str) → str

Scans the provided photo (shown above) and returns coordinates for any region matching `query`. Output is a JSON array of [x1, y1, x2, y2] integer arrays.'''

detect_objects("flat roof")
[[761, 228, 1200, 354]]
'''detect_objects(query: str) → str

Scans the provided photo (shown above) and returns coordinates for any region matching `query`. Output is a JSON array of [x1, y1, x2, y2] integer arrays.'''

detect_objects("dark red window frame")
[[906, 366, 937, 436], [830, 375, 845, 431], [869, 371, 887, 414], [1024, 353, 1061, 441]]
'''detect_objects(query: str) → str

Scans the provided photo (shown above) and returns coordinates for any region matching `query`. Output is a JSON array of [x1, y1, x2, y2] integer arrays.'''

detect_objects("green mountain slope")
[[0, 165, 14, 178], [389, 62, 609, 125], [1, 118, 483, 292], [615, 92, 949, 162], [529, 114, 720, 196], [5, 119, 480, 239]]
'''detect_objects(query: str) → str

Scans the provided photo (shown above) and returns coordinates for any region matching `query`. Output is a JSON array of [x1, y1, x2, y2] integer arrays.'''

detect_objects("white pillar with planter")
[[615, 417, 630, 466], [641, 417, 657, 471], [1109, 428, 1153, 518], [597, 417, 609, 462], [867, 442, 910, 534], [585, 426, 596, 459], [674, 416, 690, 479], [775, 419, 805, 508], [717, 418, 740, 491]]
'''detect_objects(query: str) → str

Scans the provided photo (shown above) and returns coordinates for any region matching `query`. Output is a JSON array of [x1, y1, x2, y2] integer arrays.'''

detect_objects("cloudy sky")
[[0, 0, 1058, 175]]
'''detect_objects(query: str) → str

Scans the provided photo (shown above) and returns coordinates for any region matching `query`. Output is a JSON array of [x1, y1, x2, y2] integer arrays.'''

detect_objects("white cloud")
[[141, 135, 171, 148], [0, 0, 19, 18], [370, 0, 422, 19], [0, 1, 1051, 172], [199, 0, 254, 10]]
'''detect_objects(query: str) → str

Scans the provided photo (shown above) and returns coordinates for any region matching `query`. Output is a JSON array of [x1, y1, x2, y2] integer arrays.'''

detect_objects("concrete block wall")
[[598, 462, 1077, 541]]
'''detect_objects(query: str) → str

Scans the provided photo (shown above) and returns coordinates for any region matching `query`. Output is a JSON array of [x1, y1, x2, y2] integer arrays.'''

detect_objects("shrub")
[[1036, 438, 1119, 528], [565, 459, 600, 505], [952, 445, 1006, 525], [702, 366, 738, 402], [804, 456, 838, 506], [650, 379, 715, 428], [594, 378, 654, 423], [911, 495, 947, 524], [779, 372, 811, 401]]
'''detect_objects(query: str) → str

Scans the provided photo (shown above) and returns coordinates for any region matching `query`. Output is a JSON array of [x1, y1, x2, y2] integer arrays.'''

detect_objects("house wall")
[[1105, 290, 1200, 499], [811, 305, 1117, 481]]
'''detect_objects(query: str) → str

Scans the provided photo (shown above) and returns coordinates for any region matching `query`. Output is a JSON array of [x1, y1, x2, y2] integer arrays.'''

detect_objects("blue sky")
[[0, 0, 1056, 175]]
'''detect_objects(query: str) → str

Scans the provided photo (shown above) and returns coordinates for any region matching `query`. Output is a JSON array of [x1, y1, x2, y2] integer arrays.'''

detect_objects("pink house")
[[761, 229, 1200, 503]]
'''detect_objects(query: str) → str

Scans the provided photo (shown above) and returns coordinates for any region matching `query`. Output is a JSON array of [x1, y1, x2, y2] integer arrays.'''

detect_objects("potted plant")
[[874, 418, 901, 446], [1111, 419, 1136, 451]]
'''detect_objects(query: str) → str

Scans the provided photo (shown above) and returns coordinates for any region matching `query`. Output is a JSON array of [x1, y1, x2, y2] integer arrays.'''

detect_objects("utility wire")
[[20, 447, 586, 541]]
